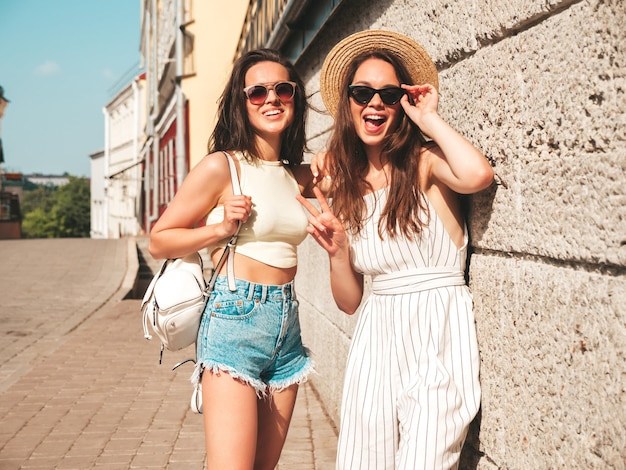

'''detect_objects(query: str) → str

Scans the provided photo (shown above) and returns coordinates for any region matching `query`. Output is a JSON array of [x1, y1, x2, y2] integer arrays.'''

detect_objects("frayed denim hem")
[[191, 360, 268, 398], [191, 357, 316, 400], [266, 357, 316, 396]]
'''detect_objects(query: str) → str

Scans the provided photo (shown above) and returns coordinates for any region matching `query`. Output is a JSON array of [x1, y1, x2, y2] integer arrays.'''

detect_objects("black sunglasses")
[[243, 81, 297, 105], [348, 85, 406, 105]]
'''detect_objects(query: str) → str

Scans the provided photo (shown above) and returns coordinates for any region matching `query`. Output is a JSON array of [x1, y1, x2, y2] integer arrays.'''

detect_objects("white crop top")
[[206, 152, 309, 268]]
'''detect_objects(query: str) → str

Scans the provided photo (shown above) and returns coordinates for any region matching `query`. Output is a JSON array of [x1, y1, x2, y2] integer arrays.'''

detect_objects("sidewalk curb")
[[120, 237, 140, 300]]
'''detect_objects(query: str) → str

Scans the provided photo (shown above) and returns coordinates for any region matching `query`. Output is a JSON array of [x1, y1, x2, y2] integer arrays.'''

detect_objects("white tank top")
[[206, 152, 308, 268]]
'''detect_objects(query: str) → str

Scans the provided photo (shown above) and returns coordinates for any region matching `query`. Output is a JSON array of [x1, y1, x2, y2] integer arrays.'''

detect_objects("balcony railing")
[[235, 0, 345, 64]]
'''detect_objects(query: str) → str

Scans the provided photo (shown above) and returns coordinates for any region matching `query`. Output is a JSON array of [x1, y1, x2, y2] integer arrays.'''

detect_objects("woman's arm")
[[297, 187, 364, 314], [401, 84, 494, 194], [149, 152, 252, 260]]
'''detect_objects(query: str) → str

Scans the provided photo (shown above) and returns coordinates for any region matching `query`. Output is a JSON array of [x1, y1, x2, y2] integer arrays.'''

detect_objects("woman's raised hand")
[[400, 83, 439, 129], [296, 186, 348, 256]]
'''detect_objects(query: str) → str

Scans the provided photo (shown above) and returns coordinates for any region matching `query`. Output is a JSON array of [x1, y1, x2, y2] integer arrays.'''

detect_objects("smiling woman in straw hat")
[[298, 30, 494, 469]]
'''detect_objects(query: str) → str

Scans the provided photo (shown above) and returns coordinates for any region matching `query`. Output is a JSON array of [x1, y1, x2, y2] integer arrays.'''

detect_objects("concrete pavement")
[[0, 238, 337, 469]]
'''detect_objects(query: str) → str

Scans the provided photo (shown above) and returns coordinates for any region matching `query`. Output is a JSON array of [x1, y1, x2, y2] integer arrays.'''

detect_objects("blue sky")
[[0, 1, 141, 177]]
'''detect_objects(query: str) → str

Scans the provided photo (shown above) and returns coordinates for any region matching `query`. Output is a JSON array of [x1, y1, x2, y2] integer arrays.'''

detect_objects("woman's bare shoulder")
[[191, 151, 233, 177]]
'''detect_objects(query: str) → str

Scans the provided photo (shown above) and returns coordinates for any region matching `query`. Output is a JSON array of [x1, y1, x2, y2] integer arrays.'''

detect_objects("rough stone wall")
[[295, 0, 625, 468]]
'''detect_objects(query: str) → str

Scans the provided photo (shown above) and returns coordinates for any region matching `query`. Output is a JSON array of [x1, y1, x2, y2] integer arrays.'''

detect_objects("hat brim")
[[320, 30, 438, 118]]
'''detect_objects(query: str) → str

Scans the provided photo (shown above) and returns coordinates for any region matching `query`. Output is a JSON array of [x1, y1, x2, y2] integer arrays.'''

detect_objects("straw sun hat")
[[319, 30, 439, 118]]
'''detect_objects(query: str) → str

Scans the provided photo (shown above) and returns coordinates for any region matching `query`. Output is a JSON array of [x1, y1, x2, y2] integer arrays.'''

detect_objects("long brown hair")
[[326, 50, 429, 238], [208, 49, 308, 165]]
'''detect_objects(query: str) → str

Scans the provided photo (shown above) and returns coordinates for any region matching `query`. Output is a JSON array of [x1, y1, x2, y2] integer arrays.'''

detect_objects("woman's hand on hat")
[[401, 83, 439, 125]]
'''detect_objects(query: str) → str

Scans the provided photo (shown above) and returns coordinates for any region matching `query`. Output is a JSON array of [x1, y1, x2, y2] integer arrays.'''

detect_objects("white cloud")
[[35, 60, 60, 76], [102, 68, 116, 80]]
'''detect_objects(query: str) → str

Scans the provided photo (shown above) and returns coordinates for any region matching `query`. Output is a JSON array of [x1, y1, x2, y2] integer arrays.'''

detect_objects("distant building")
[[102, 73, 146, 238], [0, 87, 20, 239], [0, 172, 21, 239], [1, 172, 24, 201], [24, 174, 70, 187], [89, 150, 105, 239]]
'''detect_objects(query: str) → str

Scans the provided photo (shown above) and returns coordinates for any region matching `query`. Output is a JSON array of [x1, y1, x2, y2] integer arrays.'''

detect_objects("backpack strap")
[[209, 151, 242, 292], [224, 150, 241, 197]]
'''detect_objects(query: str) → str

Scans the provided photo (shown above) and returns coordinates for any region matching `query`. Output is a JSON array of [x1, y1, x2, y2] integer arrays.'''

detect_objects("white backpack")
[[141, 151, 241, 362], [141, 252, 208, 355]]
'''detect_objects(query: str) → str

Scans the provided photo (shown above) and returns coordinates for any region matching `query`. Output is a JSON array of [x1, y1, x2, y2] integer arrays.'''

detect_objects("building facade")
[[89, 150, 105, 239], [103, 74, 146, 238], [138, 0, 248, 232], [0, 86, 20, 239], [0, 172, 22, 239]]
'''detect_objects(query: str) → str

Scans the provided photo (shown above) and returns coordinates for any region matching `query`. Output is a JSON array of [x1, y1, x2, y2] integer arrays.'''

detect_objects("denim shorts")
[[192, 275, 313, 396]]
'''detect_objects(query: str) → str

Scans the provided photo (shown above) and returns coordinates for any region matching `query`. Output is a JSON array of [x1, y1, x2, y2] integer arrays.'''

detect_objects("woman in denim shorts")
[[149, 49, 318, 469]]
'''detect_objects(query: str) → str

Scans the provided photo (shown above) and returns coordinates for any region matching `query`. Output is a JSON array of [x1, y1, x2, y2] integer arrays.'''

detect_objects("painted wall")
[[183, 1, 249, 170], [294, 0, 626, 468]]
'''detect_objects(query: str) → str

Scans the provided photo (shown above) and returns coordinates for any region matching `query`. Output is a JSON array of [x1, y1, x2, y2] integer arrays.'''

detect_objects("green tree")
[[21, 176, 90, 238], [21, 185, 57, 215], [22, 207, 58, 238], [55, 176, 90, 237]]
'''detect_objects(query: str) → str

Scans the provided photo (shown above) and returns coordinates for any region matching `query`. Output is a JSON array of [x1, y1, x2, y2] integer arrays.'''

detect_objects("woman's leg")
[[254, 383, 299, 470], [202, 371, 259, 470]]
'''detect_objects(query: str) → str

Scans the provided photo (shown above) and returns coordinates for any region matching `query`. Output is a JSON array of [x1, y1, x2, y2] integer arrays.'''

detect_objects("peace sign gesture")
[[296, 187, 348, 256]]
